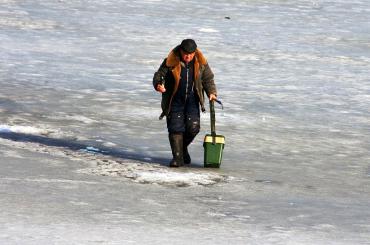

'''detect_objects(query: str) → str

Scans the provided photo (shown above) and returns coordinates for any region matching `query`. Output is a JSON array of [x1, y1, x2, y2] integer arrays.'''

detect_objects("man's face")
[[180, 50, 195, 64]]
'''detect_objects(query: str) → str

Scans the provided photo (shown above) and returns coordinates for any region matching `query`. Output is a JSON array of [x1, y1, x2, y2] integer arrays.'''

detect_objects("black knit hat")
[[180, 39, 197, 53]]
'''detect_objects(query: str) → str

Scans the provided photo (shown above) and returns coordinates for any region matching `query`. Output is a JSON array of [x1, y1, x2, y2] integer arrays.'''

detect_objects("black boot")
[[183, 147, 191, 165], [169, 133, 184, 167], [183, 134, 195, 165]]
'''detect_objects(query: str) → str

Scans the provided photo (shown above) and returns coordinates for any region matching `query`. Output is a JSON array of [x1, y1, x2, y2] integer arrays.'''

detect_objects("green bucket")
[[203, 100, 225, 168], [203, 134, 225, 168]]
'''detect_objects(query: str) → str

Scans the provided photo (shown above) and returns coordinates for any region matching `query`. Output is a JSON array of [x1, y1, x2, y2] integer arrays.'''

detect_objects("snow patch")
[[312, 224, 336, 230], [135, 170, 227, 187], [198, 28, 219, 33], [102, 141, 117, 147], [64, 115, 98, 124], [0, 177, 99, 185], [0, 124, 50, 135], [0, 17, 58, 30], [78, 161, 229, 187]]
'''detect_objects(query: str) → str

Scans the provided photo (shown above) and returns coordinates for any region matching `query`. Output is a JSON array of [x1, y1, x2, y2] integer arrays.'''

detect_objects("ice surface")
[[1, 0, 370, 244]]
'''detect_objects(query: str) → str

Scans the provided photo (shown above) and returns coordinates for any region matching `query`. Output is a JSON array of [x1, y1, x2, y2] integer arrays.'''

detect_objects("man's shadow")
[[0, 131, 169, 166]]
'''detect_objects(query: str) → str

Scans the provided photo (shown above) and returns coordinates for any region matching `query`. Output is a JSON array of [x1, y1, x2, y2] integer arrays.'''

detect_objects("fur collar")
[[166, 45, 207, 67]]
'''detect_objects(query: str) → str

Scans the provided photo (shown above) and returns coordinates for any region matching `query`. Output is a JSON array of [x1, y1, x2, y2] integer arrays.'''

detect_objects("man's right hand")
[[156, 84, 166, 93]]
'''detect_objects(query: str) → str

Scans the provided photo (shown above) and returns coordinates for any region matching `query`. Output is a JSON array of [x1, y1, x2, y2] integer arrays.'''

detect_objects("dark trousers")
[[166, 93, 200, 139]]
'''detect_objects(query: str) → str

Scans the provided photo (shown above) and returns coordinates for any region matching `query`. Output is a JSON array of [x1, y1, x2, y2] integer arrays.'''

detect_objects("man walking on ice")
[[153, 39, 218, 167]]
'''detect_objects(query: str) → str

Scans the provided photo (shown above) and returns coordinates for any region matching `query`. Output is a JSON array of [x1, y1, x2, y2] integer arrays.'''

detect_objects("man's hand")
[[209, 94, 217, 101], [156, 84, 166, 93]]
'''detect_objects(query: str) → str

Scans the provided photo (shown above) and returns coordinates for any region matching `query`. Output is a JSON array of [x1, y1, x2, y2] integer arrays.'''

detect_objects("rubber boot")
[[183, 135, 193, 165], [169, 133, 184, 167], [183, 147, 191, 165]]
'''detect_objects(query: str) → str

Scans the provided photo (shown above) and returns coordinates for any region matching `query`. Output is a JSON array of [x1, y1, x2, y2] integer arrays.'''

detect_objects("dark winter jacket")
[[153, 45, 217, 119]]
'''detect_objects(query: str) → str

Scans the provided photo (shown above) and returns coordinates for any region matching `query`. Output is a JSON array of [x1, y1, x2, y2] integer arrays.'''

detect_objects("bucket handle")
[[210, 99, 223, 144]]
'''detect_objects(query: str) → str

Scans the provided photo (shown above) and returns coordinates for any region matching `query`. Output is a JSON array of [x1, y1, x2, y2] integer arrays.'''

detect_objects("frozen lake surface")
[[1, 0, 370, 244]]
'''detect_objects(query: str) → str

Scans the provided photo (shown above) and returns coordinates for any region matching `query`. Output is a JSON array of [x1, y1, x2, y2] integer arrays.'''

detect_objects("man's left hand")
[[209, 94, 217, 101]]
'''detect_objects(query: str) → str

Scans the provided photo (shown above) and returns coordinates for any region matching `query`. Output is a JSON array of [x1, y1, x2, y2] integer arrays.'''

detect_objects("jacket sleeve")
[[153, 58, 169, 89], [201, 63, 217, 96]]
